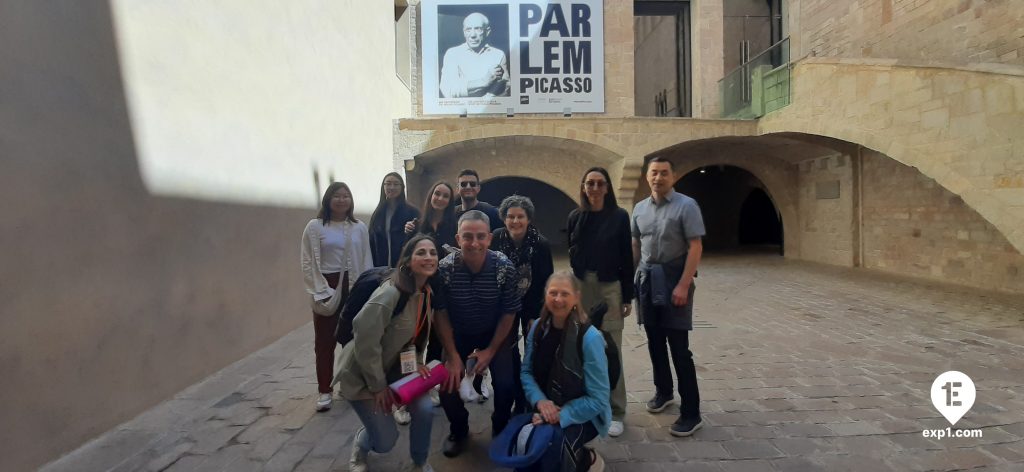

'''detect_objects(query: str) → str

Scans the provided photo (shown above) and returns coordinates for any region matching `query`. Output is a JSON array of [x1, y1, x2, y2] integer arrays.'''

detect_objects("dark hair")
[[420, 181, 456, 234], [457, 169, 480, 182], [317, 182, 356, 225], [498, 194, 535, 220], [370, 172, 408, 231], [391, 234, 439, 294], [579, 167, 618, 211], [646, 156, 675, 172]]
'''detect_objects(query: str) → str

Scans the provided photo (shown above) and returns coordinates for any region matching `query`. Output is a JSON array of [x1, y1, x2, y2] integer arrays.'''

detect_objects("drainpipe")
[[853, 146, 865, 268]]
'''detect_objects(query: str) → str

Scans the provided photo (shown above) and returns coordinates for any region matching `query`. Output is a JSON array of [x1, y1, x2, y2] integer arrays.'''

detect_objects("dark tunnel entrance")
[[478, 176, 576, 254], [675, 165, 783, 255]]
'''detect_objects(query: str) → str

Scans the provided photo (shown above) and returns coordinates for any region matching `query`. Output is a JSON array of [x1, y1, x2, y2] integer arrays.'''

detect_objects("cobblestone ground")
[[44, 253, 1024, 472]]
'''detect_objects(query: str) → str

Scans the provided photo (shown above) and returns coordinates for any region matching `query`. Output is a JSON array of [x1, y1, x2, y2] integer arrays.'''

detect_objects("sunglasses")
[[459, 181, 479, 188]]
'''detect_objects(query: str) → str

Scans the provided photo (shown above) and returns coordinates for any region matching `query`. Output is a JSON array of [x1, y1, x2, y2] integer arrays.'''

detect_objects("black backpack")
[[335, 267, 410, 346], [580, 302, 622, 388]]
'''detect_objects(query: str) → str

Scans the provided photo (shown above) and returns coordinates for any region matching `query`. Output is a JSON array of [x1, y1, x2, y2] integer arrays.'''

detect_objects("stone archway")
[[478, 176, 577, 251], [402, 135, 623, 213], [760, 58, 1024, 253]]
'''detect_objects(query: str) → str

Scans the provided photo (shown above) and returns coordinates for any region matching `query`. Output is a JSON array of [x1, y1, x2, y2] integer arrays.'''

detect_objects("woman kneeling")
[[334, 235, 440, 472], [521, 271, 611, 471]]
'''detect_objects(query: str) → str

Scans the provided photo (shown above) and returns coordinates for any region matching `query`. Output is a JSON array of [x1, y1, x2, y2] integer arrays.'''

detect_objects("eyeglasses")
[[584, 180, 607, 188], [459, 181, 478, 188]]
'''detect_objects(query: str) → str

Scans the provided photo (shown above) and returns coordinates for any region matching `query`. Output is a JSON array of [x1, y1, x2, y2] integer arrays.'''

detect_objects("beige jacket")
[[333, 280, 432, 400]]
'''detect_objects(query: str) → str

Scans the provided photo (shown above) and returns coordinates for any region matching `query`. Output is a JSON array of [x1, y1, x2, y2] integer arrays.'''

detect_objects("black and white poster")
[[422, 0, 605, 115]]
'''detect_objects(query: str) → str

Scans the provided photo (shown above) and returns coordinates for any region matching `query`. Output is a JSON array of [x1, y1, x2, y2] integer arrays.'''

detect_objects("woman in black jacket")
[[369, 172, 420, 268], [565, 167, 634, 438], [404, 181, 458, 259]]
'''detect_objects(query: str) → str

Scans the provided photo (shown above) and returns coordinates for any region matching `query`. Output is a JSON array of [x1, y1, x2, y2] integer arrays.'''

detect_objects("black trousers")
[[644, 316, 701, 419], [439, 332, 519, 438]]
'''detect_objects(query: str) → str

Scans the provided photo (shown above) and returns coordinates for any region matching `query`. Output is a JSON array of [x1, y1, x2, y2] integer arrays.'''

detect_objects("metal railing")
[[719, 38, 790, 119]]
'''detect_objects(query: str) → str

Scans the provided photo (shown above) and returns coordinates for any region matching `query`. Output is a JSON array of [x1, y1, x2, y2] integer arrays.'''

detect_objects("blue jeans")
[[348, 393, 434, 465], [440, 331, 519, 438]]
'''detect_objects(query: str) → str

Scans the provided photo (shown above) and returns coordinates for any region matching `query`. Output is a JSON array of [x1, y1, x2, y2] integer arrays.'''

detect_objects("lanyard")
[[410, 287, 431, 346]]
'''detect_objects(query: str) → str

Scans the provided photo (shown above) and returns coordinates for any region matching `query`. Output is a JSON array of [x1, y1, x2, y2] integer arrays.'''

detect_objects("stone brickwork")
[[760, 58, 1024, 255], [792, 0, 1024, 65], [798, 153, 856, 267], [863, 149, 1024, 293]]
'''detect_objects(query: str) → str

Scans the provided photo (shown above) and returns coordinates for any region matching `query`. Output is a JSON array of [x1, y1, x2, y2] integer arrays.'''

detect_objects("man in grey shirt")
[[631, 156, 706, 437]]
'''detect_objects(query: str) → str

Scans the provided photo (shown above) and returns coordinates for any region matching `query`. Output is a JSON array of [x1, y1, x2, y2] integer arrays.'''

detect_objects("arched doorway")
[[738, 188, 783, 253], [478, 176, 576, 254], [675, 165, 783, 254]]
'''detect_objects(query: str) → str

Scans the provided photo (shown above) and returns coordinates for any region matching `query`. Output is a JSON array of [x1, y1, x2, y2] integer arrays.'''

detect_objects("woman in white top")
[[301, 182, 374, 412]]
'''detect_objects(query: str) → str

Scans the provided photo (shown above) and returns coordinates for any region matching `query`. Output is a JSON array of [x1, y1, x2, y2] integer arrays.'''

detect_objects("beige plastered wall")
[[0, 1, 409, 470]]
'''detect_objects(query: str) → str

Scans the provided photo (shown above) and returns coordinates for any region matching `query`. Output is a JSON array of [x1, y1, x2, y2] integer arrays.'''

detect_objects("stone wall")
[[797, 153, 856, 267], [790, 0, 1024, 65], [862, 150, 1024, 292]]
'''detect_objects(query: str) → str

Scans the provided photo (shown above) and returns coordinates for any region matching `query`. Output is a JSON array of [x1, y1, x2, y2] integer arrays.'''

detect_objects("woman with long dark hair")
[[564, 167, 634, 437], [369, 172, 420, 268], [404, 181, 458, 257], [300, 182, 373, 412], [335, 235, 441, 472], [520, 271, 610, 471]]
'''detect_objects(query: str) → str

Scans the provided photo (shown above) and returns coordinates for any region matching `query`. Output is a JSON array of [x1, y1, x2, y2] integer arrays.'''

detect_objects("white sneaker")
[[315, 393, 332, 412], [459, 375, 480, 402], [608, 420, 624, 437], [394, 406, 412, 425], [430, 386, 441, 407], [479, 373, 491, 403], [407, 463, 435, 472], [349, 443, 368, 472]]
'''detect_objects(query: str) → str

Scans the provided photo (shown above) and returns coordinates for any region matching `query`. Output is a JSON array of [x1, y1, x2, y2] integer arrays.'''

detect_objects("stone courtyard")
[[44, 253, 1024, 472]]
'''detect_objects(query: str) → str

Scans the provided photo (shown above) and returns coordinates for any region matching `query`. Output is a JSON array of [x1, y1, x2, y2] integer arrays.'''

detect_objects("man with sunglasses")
[[454, 169, 502, 232], [432, 210, 522, 458]]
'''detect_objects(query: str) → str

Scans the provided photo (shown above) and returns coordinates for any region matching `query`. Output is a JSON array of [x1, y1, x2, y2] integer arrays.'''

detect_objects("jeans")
[[440, 331, 519, 438], [643, 320, 701, 419], [348, 393, 434, 465]]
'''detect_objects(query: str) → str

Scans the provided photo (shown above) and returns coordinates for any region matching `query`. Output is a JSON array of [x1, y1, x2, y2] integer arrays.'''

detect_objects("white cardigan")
[[300, 218, 373, 302]]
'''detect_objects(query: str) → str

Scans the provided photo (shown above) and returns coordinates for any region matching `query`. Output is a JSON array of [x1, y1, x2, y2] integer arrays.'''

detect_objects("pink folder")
[[389, 360, 448, 405]]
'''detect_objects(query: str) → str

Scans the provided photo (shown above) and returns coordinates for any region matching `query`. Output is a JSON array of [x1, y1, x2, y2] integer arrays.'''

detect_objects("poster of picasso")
[[421, 0, 605, 115]]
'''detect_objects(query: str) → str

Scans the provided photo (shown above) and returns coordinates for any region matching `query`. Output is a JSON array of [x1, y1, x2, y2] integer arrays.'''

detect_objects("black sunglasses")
[[459, 181, 479, 188]]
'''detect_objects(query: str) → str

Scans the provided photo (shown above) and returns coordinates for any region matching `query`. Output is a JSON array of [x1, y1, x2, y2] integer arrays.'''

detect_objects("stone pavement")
[[43, 253, 1024, 472]]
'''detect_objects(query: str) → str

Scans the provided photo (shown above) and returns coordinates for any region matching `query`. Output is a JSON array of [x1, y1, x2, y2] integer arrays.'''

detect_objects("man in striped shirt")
[[433, 210, 522, 458]]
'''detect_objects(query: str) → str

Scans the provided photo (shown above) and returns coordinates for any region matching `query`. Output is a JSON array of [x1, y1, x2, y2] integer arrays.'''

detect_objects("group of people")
[[299, 157, 705, 471]]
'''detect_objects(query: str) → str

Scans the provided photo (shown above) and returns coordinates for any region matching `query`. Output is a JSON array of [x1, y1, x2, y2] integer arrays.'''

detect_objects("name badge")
[[400, 346, 417, 375]]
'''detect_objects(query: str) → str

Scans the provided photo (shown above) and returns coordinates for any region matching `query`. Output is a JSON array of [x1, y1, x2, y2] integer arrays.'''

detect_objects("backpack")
[[335, 267, 410, 346], [579, 302, 621, 388], [528, 302, 621, 389]]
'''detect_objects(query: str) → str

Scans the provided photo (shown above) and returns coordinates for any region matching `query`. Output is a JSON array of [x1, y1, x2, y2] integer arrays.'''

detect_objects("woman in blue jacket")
[[521, 271, 610, 472]]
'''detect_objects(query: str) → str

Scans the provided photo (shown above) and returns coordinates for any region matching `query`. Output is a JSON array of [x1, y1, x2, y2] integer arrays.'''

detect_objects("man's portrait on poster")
[[438, 5, 511, 99]]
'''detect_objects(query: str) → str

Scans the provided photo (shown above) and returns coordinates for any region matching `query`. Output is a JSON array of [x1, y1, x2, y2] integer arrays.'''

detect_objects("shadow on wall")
[[479, 176, 577, 254], [0, 3, 310, 470]]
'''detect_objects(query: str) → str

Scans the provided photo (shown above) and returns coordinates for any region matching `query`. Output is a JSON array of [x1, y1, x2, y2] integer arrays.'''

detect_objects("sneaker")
[[406, 463, 435, 472], [590, 448, 605, 472], [315, 393, 332, 412], [646, 393, 673, 413], [479, 374, 491, 403], [394, 406, 411, 425], [349, 443, 368, 472], [607, 420, 624, 437], [442, 434, 466, 458], [430, 386, 441, 407], [459, 375, 480, 402], [670, 415, 704, 437]]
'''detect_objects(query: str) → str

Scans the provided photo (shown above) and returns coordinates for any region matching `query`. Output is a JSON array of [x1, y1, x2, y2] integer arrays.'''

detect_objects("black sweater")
[[566, 207, 635, 303]]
